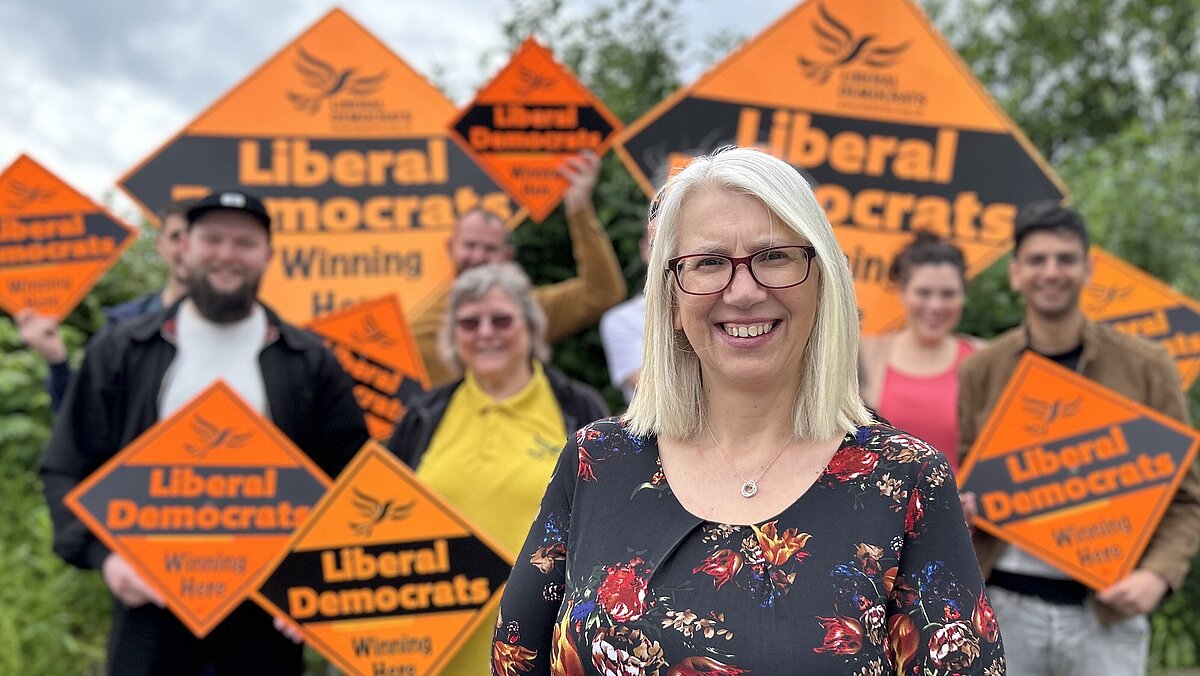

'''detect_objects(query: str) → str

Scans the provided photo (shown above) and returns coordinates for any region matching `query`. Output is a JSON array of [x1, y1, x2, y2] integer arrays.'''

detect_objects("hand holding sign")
[[103, 553, 166, 609], [15, 309, 67, 364], [559, 150, 600, 213], [1096, 569, 1170, 617]]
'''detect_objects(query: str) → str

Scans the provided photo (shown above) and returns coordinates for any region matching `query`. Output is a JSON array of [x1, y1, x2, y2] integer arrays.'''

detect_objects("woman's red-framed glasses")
[[666, 245, 817, 296]]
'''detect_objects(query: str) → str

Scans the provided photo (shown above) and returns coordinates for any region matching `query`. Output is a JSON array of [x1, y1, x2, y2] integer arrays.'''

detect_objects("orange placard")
[[63, 381, 331, 637], [253, 442, 512, 676], [615, 0, 1068, 335], [0, 154, 137, 320], [306, 294, 430, 442], [448, 36, 623, 222], [117, 9, 518, 325], [958, 354, 1200, 590], [1083, 247, 1200, 391]]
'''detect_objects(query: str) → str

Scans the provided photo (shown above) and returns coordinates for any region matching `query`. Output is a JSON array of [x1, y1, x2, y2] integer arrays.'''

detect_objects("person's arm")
[[887, 450, 1004, 674], [536, 151, 626, 344], [492, 437, 578, 675], [312, 347, 371, 478], [1110, 352, 1200, 603], [39, 334, 121, 570], [15, 310, 73, 411], [599, 305, 643, 394]]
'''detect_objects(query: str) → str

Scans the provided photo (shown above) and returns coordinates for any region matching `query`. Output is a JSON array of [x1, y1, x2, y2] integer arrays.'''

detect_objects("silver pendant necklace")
[[705, 422, 794, 498]]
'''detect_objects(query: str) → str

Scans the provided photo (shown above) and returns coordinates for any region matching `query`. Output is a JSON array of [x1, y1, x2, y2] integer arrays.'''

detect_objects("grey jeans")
[[988, 585, 1149, 676]]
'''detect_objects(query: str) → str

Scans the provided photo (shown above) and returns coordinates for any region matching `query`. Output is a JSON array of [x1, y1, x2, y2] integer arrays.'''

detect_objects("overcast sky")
[[0, 1, 797, 219]]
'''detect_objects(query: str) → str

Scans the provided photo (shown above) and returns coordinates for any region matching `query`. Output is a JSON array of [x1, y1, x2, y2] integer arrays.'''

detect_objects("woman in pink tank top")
[[860, 232, 984, 474]]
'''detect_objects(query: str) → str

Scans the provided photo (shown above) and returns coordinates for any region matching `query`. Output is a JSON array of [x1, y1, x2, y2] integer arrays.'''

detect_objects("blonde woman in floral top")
[[493, 147, 1003, 675]]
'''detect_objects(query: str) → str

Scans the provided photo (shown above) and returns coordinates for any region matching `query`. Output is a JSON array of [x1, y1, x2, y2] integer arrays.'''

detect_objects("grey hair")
[[438, 262, 550, 375], [624, 146, 872, 441]]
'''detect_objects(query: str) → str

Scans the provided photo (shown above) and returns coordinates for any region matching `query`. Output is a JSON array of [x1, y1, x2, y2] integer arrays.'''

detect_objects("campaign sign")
[[118, 9, 515, 324], [958, 354, 1200, 590], [1083, 247, 1200, 391], [449, 36, 623, 222], [0, 154, 137, 320], [615, 0, 1067, 335], [64, 381, 331, 637], [306, 294, 430, 442], [254, 442, 511, 676]]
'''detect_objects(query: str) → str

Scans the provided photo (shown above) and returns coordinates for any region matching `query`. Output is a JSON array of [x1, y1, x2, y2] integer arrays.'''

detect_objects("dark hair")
[[159, 198, 194, 221], [1013, 200, 1089, 253], [888, 231, 966, 287]]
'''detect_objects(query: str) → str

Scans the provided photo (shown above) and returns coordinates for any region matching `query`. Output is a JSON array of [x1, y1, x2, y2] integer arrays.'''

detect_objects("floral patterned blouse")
[[492, 418, 1004, 676]]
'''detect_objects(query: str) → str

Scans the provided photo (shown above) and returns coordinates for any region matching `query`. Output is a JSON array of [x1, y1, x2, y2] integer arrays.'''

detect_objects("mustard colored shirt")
[[416, 361, 567, 676]]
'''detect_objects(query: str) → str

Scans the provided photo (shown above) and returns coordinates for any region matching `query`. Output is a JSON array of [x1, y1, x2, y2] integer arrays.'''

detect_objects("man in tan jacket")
[[958, 201, 1200, 676], [410, 150, 626, 386]]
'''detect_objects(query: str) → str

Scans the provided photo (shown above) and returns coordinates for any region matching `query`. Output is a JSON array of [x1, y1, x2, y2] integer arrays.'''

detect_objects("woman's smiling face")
[[671, 189, 821, 392]]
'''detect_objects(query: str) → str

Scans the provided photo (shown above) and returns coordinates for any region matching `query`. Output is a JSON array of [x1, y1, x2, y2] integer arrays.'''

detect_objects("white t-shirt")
[[599, 294, 645, 403], [159, 300, 269, 419]]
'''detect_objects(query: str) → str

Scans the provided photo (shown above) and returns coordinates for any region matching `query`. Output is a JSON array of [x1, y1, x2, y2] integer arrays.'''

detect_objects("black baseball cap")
[[186, 190, 271, 230]]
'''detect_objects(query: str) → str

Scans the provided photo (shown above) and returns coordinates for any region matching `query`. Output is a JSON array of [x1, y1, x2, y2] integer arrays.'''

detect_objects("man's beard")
[[187, 267, 261, 322]]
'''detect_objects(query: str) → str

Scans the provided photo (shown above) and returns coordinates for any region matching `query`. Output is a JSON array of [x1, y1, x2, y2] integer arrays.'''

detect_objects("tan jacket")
[[411, 203, 626, 387], [958, 321, 1200, 598]]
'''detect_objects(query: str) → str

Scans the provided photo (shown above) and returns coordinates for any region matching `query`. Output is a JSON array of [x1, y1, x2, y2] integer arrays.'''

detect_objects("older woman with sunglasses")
[[492, 148, 1002, 675], [387, 261, 608, 675]]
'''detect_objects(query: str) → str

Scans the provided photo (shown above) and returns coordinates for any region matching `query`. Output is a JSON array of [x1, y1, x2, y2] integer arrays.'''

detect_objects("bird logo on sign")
[[349, 488, 416, 537], [4, 179, 56, 211], [287, 47, 388, 115], [514, 66, 556, 96], [184, 416, 253, 458], [350, 314, 396, 347], [1084, 283, 1135, 314], [797, 2, 910, 84], [1021, 395, 1082, 437]]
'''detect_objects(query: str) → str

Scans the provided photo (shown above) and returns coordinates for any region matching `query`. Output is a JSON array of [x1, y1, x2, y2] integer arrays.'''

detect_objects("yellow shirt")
[[416, 361, 566, 675]]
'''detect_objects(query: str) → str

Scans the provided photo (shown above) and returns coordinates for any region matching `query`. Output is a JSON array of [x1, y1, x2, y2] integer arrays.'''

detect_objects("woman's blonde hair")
[[624, 147, 871, 440]]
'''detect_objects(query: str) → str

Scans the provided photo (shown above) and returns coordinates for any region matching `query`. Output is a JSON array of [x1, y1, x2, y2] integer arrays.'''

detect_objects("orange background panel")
[[63, 382, 332, 636], [0, 154, 137, 320], [186, 10, 455, 139], [959, 353, 1200, 589], [690, 0, 1007, 131], [449, 36, 623, 222], [307, 294, 430, 382], [301, 608, 495, 676]]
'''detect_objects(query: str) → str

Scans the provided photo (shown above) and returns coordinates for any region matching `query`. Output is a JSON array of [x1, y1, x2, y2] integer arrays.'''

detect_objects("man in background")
[[41, 190, 367, 675], [410, 150, 625, 386], [958, 201, 1200, 676]]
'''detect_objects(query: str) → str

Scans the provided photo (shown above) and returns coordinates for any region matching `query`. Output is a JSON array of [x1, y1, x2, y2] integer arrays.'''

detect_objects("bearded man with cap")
[[40, 190, 368, 675]]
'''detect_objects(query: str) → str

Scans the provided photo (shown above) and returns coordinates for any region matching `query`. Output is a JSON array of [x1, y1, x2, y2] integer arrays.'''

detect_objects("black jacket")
[[40, 301, 368, 571], [387, 363, 609, 469]]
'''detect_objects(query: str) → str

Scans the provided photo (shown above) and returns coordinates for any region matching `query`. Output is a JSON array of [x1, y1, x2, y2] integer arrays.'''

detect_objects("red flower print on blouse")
[[972, 593, 1000, 643], [886, 613, 919, 675], [693, 549, 743, 591], [903, 487, 924, 536], [596, 557, 650, 622], [750, 521, 812, 567], [928, 620, 981, 671], [665, 656, 751, 675], [827, 446, 879, 482], [578, 447, 597, 482], [813, 615, 863, 655]]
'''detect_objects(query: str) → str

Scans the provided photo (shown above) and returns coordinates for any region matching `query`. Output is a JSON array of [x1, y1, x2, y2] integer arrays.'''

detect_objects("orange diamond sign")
[[615, 0, 1068, 335], [118, 9, 514, 325], [254, 442, 512, 676], [306, 295, 430, 442], [64, 381, 331, 637], [450, 36, 623, 222], [1082, 247, 1200, 391], [0, 154, 137, 320], [958, 354, 1200, 589]]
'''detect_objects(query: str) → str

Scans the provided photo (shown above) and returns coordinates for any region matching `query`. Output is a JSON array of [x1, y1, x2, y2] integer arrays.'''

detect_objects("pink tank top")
[[878, 339, 975, 474]]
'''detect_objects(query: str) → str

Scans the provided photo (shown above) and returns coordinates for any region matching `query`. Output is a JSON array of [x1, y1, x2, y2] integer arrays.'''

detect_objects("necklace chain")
[[705, 422, 794, 498]]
